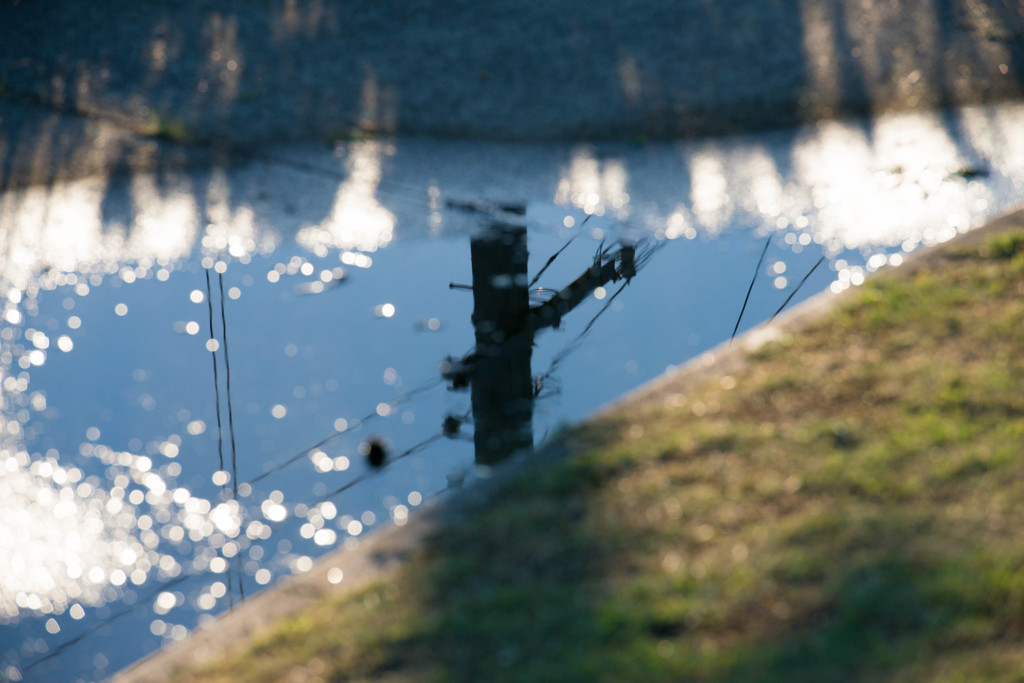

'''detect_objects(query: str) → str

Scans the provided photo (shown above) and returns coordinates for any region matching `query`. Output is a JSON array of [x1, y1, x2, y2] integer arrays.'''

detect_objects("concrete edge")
[[595, 204, 1024, 417]]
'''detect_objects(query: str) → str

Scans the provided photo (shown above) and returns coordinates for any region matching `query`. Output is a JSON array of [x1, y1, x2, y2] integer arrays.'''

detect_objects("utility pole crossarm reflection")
[[441, 199, 642, 465], [530, 244, 635, 332]]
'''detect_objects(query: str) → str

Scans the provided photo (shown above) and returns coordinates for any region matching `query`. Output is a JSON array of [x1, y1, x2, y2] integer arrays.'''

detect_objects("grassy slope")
[[182, 224, 1024, 683]]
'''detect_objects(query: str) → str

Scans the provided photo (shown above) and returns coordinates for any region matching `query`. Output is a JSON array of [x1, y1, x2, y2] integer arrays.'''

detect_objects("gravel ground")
[[1, 0, 1022, 186]]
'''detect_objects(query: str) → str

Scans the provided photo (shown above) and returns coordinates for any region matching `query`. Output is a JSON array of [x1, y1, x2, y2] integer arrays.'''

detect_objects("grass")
[[180, 222, 1024, 682], [142, 112, 190, 142], [324, 127, 379, 145]]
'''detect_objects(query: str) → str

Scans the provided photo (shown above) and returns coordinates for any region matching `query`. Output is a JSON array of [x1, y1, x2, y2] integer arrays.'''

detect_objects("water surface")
[[2, 102, 1022, 682]]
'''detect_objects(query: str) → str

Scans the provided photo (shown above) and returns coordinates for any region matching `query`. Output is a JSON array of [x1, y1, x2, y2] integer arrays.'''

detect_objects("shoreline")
[[112, 205, 1024, 682]]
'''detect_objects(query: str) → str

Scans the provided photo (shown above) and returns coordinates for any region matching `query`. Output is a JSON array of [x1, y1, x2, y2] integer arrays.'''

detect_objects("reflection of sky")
[[2, 101, 1024, 681]]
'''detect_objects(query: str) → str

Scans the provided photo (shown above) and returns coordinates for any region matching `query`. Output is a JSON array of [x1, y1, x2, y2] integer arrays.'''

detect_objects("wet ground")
[[2, 101, 1024, 681], [3, 0, 1022, 188]]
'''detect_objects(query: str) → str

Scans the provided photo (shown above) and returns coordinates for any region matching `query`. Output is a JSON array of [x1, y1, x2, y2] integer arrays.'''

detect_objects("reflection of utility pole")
[[442, 198, 642, 466], [468, 222, 533, 464]]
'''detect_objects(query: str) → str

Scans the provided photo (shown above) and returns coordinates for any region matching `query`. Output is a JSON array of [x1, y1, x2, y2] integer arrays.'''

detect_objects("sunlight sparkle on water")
[[297, 141, 396, 253], [0, 426, 233, 623]]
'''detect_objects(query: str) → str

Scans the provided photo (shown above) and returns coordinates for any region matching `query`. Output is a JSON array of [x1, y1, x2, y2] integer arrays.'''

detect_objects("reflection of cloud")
[[791, 113, 984, 250], [555, 146, 631, 218], [689, 151, 733, 231], [744, 147, 786, 219], [663, 206, 697, 241], [296, 141, 396, 253], [0, 174, 204, 292], [4, 103, 1019, 291], [651, 104, 1023, 252], [0, 179, 105, 288], [0, 451, 147, 621], [127, 174, 201, 265], [0, 156, 320, 294], [201, 168, 265, 261], [960, 104, 1024, 188]]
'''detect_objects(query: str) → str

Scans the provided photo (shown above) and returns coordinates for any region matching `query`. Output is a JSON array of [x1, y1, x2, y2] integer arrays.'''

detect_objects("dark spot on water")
[[442, 415, 462, 437], [364, 438, 387, 468]]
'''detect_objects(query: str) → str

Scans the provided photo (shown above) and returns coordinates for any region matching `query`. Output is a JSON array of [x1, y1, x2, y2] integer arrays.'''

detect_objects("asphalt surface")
[[1, 0, 1022, 187]]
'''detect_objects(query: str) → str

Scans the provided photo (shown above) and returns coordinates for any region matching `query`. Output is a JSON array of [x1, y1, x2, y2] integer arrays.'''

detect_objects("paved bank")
[[2, 0, 1023, 187]]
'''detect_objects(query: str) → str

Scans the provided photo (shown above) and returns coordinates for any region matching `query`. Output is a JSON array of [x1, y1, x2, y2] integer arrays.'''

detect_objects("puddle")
[[2, 101, 1023, 681]]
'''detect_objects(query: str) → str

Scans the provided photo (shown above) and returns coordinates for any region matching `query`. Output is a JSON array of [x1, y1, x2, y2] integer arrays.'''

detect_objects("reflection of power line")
[[529, 240, 652, 333], [206, 270, 244, 606], [246, 377, 442, 486], [731, 234, 772, 346], [521, 240, 661, 390], [528, 230, 582, 288], [730, 237, 826, 341], [218, 273, 244, 605], [536, 281, 628, 389], [25, 425, 458, 679], [21, 425, 448, 676], [26, 209, 659, 678], [254, 153, 434, 210], [442, 204, 659, 464], [204, 271, 226, 477], [765, 255, 825, 326], [22, 572, 192, 675], [217, 273, 239, 501], [33, 213, 656, 676], [444, 239, 653, 388], [316, 433, 445, 503], [22, 268, 261, 669]]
